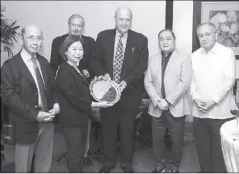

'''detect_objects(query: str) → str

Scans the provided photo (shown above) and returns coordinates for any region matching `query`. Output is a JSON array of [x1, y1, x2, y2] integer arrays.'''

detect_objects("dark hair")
[[59, 35, 84, 61], [158, 29, 176, 39]]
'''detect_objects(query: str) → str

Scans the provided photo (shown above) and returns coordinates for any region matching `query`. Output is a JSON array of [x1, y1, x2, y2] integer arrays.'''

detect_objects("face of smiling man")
[[158, 30, 176, 55], [197, 23, 217, 52], [115, 7, 132, 35], [21, 25, 43, 55]]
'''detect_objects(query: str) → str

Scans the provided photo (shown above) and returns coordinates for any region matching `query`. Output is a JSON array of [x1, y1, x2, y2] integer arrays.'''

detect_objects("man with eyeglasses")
[[1, 25, 60, 172], [190, 22, 236, 172]]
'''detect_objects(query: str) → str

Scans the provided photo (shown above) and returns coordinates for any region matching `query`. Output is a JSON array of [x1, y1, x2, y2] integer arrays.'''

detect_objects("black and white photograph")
[[1, 1, 239, 173]]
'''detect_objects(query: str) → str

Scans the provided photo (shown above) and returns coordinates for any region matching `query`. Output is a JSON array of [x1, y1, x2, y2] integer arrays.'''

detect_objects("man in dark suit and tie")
[[50, 14, 95, 78], [1, 25, 60, 172], [91, 7, 149, 173]]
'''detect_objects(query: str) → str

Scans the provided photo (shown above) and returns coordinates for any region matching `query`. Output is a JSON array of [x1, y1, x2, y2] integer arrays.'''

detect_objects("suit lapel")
[[37, 54, 48, 89], [67, 63, 89, 86], [164, 50, 177, 76], [157, 54, 162, 79], [121, 30, 133, 73], [16, 53, 35, 85], [108, 29, 116, 77]]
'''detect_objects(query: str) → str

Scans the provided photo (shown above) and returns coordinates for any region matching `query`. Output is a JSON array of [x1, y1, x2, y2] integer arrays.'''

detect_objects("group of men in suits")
[[1, 6, 236, 173]]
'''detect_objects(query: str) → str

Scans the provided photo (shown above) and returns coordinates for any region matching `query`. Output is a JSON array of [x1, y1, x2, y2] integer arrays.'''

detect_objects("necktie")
[[113, 35, 124, 83], [32, 56, 48, 111]]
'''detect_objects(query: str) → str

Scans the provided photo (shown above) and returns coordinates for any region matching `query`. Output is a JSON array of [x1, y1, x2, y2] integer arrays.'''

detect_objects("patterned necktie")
[[113, 35, 124, 83], [32, 55, 48, 111]]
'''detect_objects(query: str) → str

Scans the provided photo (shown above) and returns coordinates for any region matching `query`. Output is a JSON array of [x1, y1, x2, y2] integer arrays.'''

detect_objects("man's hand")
[[118, 81, 127, 92], [194, 98, 207, 113], [157, 99, 169, 110], [82, 69, 90, 78], [204, 100, 216, 111], [194, 99, 216, 112], [37, 111, 55, 122]]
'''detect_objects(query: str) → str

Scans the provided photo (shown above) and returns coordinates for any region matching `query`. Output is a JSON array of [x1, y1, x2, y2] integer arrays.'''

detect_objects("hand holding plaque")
[[90, 76, 121, 105]]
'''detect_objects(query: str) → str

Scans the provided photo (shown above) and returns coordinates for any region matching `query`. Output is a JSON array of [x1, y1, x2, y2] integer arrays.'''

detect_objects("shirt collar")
[[201, 42, 219, 55], [161, 49, 174, 58], [20, 48, 35, 63], [116, 29, 128, 40]]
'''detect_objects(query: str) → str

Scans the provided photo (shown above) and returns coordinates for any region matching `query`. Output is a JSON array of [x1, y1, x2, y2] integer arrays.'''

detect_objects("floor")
[[1, 122, 200, 173]]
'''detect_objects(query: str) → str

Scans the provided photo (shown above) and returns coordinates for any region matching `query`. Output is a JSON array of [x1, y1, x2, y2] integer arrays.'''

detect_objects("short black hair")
[[158, 29, 176, 39]]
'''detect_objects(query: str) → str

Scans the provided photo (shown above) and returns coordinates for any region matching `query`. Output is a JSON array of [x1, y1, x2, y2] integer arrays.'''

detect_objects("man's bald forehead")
[[21, 25, 43, 36], [115, 7, 133, 18]]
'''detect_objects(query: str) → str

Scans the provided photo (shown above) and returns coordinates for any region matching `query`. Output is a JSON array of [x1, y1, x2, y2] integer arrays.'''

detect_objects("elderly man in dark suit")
[[1, 25, 60, 172], [91, 7, 149, 173], [50, 14, 95, 78]]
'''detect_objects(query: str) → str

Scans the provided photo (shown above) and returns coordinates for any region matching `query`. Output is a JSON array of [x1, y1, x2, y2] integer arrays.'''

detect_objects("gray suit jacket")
[[144, 49, 192, 117]]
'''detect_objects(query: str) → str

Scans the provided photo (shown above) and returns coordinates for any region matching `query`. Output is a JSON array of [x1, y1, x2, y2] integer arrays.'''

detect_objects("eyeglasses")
[[197, 32, 216, 38], [24, 35, 43, 42]]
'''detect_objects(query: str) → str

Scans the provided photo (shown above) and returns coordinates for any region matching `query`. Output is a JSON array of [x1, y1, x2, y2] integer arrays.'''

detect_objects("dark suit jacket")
[[91, 29, 149, 108], [50, 34, 95, 77], [56, 62, 91, 127], [1, 52, 57, 144]]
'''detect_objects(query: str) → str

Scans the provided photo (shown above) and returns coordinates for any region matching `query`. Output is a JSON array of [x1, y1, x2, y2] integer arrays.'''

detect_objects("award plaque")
[[90, 77, 121, 104]]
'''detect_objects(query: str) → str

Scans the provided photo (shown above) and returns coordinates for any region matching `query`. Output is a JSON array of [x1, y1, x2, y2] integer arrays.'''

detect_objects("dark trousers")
[[100, 103, 137, 168], [151, 110, 185, 169], [63, 125, 88, 172], [194, 117, 232, 173]]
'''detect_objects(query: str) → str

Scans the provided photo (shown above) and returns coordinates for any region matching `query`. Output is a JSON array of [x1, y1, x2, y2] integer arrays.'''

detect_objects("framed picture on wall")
[[201, 1, 239, 55], [192, 1, 239, 59]]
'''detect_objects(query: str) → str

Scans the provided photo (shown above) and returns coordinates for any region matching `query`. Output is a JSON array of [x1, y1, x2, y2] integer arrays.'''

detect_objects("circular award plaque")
[[90, 77, 121, 104]]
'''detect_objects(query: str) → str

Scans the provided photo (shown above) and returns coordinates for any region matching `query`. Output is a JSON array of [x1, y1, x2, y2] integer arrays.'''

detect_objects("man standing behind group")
[[91, 7, 148, 173], [144, 29, 192, 173], [50, 14, 95, 78], [190, 22, 236, 173], [1, 25, 60, 172]]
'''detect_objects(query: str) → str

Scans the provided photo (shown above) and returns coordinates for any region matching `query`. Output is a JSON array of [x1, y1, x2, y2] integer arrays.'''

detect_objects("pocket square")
[[132, 47, 138, 52]]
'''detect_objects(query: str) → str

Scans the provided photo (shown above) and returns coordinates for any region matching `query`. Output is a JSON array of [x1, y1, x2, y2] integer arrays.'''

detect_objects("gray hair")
[[68, 14, 85, 26], [196, 22, 216, 35]]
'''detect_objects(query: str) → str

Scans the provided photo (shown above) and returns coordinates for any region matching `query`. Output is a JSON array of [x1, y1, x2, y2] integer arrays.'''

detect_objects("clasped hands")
[[37, 106, 60, 122], [194, 98, 216, 113], [156, 99, 169, 110]]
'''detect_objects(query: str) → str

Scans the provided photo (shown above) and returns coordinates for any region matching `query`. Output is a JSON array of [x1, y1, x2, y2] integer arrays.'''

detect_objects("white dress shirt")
[[190, 42, 236, 119]]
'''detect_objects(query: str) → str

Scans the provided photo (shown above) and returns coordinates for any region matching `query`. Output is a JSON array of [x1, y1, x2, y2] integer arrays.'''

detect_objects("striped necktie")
[[32, 55, 48, 111]]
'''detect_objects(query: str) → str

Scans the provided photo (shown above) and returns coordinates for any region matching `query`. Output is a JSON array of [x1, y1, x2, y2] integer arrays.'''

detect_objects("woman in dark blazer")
[[56, 35, 111, 172]]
